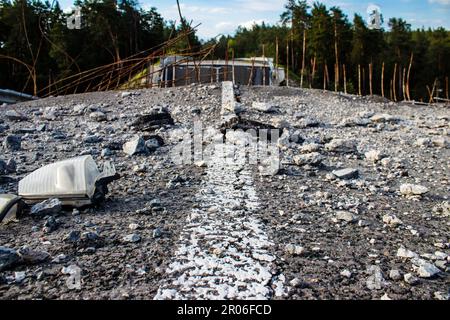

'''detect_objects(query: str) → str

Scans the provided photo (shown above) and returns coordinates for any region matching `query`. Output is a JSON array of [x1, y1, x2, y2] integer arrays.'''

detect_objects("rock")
[[5, 159, 16, 173], [380, 293, 391, 300], [89, 111, 107, 122], [5, 110, 28, 121], [0, 246, 20, 271], [382, 214, 403, 227], [73, 104, 87, 115], [14, 271, 26, 283], [123, 233, 141, 243], [332, 168, 359, 180], [400, 184, 429, 196], [397, 247, 418, 259], [431, 137, 449, 148], [434, 291, 449, 300], [404, 273, 419, 285], [415, 138, 432, 147], [432, 201, 450, 217], [0, 159, 6, 175], [64, 230, 81, 243], [299, 143, 321, 153], [152, 228, 163, 238], [123, 135, 147, 156], [131, 108, 174, 131], [366, 265, 386, 290], [81, 231, 100, 242], [340, 117, 371, 127], [365, 150, 384, 162], [325, 139, 357, 154], [129, 223, 139, 230], [252, 102, 276, 113], [3, 135, 21, 150], [30, 198, 62, 216], [335, 211, 357, 223], [17, 247, 50, 264], [43, 216, 59, 233], [285, 244, 304, 256], [370, 113, 400, 124], [389, 269, 402, 281], [298, 117, 320, 128], [293, 152, 324, 166], [340, 269, 352, 278], [83, 135, 102, 144], [412, 258, 440, 278], [145, 135, 164, 152], [121, 91, 133, 98]]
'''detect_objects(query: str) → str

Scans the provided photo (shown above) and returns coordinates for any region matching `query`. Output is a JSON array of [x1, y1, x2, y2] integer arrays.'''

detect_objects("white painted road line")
[[154, 145, 286, 300]]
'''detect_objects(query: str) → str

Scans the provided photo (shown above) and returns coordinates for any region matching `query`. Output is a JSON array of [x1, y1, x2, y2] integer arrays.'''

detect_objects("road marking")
[[154, 144, 285, 300]]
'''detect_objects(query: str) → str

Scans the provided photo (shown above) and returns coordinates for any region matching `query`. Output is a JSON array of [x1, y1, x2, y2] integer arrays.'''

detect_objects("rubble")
[[0, 85, 448, 300], [399, 184, 429, 196], [332, 168, 359, 180], [123, 135, 147, 156], [30, 198, 62, 216]]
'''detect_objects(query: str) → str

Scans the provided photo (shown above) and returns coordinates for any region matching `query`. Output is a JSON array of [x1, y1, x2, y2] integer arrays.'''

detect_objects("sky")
[[59, 0, 450, 39]]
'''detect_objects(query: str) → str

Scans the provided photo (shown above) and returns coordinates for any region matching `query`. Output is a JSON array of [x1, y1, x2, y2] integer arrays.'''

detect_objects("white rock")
[[252, 102, 276, 113], [382, 214, 403, 227], [123, 136, 147, 156], [365, 150, 383, 162], [396, 247, 418, 259], [335, 211, 357, 223], [400, 184, 429, 196]]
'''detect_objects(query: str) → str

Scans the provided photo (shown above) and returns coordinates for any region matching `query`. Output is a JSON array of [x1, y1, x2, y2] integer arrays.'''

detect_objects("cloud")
[[428, 0, 450, 5]]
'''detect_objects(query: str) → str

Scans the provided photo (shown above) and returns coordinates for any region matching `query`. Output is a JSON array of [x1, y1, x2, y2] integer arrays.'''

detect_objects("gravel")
[[0, 85, 448, 300]]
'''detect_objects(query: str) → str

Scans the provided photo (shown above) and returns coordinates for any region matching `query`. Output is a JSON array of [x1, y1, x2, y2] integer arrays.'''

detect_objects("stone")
[[123, 136, 147, 156], [404, 273, 419, 285], [400, 184, 429, 196], [332, 168, 359, 180], [412, 258, 440, 278], [340, 269, 352, 278], [145, 135, 163, 152], [17, 246, 50, 264], [0, 159, 6, 175], [389, 269, 402, 281], [43, 216, 59, 233], [380, 293, 391, 300], [81, 232, 100, 242], [123, 233, 141, 243], [325, 139, 357, 154], [285, 244, 304, 256], [366, 265, 386, 290], [382, 214, 403, 227], [64, 230, 81, 243], [370, 113, 401, 124], [0, 246, 20, 271], [252, 102, 276, 113], [5, 159, 16, 173], [152, 228, 163, 238], [30, 198, 62, 216], [415, 138, 432, 147], [335, 211, 357, 223], [397, 247, 418, 259], [89, 111, 107, 122], [293, 152, 324, 166], [3, 135, 21, 151], [431, 137, 449, 148], [129, 223, 139, 230], [5, 110, 28, 121], [365, 150, 384, 162], [14, 271, 26, 283], [131, 108, 174, 131]]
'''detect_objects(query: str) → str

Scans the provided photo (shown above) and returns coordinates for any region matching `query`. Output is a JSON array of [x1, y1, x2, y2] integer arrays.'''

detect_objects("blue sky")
[[59, 0, 450, 39]]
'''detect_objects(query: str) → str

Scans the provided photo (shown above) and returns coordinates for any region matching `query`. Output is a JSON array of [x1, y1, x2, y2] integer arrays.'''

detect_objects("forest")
[[1, 0, 449, 101]]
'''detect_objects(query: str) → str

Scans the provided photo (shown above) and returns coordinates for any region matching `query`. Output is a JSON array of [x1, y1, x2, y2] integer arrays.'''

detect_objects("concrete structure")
[[159, 56, 284, 87]]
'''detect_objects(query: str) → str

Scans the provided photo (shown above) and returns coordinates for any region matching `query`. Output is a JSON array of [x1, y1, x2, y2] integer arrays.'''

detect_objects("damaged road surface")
[[0, 85, 449, 300]]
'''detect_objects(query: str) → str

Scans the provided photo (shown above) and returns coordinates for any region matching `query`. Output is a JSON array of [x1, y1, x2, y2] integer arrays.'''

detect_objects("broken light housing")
[[0, 194, 22, 224], [18, 155, 119, 207]]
